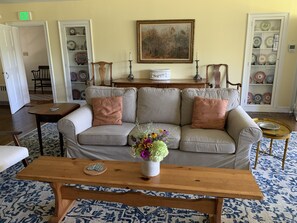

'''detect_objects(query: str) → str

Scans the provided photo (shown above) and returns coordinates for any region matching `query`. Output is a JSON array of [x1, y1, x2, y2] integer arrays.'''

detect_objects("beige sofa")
[[57, 86, 262, 170]]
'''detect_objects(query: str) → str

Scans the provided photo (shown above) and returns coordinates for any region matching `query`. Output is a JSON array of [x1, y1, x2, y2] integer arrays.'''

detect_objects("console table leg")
[[49, 182, 75, 223], [59, 132, 64, 157], [35, 116, 44, 155]]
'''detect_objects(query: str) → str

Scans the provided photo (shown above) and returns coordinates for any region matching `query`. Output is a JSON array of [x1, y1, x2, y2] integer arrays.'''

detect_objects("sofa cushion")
[[128, 123, 181, 150], [180, 125, 236, 154], [137, 87, 181, 125], [85, 86, 137, 123], [181, 88, 240, 126], [78, 122, 135, 146], [92, 96, 123, 126], [192, 97, 228, 130]]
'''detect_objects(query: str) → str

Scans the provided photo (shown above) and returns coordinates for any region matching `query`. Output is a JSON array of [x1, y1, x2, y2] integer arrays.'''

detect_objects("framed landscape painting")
[[137, 19, 195, 63]]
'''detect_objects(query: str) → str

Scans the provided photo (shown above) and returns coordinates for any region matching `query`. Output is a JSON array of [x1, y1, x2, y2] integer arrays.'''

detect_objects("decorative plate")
[[251, 54, 257, 65], [254, 71, 266, 84], [247, 92, 253, 104], [265, 74, 274, 84], [75, 52, 88, 65], [253, 36, 262, 48], [72, 89, 81, 100], [253, 94, 263, 104], [260, 21, 271, 31], [84, 162, 107, 176], [257, 54, 266, 65], [263, 92, 272, 104], [69, 27, 76, 35], [78, 70, 88, 82], [70, 72, 77, 81], [80, 90, 86, 100], [265, 36, 274, 48], [257, 121, 280, 130], [267, 53, 277, 65], [67, 40, 76, 50]]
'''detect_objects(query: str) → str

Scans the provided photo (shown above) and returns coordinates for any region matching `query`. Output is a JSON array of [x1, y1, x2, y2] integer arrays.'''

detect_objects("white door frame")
[[7, 21, 57, 102]]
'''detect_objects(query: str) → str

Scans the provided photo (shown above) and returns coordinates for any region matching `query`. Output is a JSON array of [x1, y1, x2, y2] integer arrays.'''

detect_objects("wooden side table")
[[253, 118, 292, 170], [28, 103, 80, 156]]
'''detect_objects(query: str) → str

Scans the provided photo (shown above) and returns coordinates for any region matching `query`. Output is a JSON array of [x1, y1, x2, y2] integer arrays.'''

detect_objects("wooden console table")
[[17, 156, 263, 223], [112, 78, 209, 89]]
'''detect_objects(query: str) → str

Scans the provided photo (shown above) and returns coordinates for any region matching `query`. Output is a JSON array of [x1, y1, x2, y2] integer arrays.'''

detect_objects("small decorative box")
[[150, 69, 171, 80]]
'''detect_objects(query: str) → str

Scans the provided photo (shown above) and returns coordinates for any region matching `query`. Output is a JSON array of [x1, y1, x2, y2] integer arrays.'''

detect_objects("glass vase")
[[141, 160, 160, 177]]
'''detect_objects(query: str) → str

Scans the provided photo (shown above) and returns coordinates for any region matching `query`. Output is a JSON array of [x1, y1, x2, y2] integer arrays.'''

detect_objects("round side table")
[[253, 118, 292, 170]]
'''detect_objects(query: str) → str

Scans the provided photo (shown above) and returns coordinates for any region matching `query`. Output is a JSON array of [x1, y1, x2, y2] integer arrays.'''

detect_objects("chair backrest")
[[90, 61, 113, 86], [39, 66, 50, 78], [32, 66, 50, 79], [206, 64, 241, 90], [206, 64, 228, 88]]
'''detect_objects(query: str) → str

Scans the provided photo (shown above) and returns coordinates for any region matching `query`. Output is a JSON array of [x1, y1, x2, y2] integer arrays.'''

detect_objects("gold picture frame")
[[137, 19, 195, 63]]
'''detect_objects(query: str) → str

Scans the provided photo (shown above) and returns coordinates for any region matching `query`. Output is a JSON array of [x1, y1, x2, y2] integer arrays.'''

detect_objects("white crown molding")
[[0, 0, 78, 3]]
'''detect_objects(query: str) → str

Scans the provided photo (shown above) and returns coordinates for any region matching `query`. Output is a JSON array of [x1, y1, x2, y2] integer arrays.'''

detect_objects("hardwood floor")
[[0, 105, 36, 145], [0, 105, 296, 145]]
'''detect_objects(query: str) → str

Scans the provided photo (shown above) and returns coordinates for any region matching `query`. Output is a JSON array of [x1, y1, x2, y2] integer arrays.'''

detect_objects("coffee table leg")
[[254, 141, 261, 169], [49, 182, 75, 223], [282, 138, 290, 170], [209, 198, 223, 223]]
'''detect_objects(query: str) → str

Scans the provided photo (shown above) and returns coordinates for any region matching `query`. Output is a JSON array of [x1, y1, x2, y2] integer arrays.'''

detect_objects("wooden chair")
[[31, 65, 51, 94], [0, 131, 29, 172], [90, 61, 113, 86], [206, 64, 241, 90]]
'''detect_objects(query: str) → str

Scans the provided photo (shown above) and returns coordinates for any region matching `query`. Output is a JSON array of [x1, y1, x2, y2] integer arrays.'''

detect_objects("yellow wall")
[[0, 57, 3, 84], [0, 0, 296, 108]]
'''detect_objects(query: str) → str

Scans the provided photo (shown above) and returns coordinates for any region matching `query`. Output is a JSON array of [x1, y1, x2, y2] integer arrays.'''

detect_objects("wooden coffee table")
[[28, 103, 80, 156], [17, 156, 263, 223], [253, 118, 292, 170]]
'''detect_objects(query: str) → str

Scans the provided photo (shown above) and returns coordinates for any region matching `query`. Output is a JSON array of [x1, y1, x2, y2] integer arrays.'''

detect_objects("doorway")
[[7, 21, 56, 105], [19, 26, 52, 104]]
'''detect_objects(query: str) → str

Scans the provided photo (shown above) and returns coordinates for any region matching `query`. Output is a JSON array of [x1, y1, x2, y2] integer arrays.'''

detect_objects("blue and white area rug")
[[0, 123, 296, 222]]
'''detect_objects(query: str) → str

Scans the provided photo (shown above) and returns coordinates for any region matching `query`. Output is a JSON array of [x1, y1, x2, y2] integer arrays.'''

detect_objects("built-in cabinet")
[[58, 20, 93, 102], [241, 13, 288, 112]]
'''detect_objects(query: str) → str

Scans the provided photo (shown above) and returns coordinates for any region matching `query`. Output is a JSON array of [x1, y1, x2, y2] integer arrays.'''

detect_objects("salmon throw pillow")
[[92, 96, 123, 126], [191, 97, 228, 130]]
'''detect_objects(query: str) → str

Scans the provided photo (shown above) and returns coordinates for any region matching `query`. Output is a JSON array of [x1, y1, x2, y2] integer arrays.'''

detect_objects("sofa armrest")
[[226, 106, 262, 169], [57, 104, 93, 142]]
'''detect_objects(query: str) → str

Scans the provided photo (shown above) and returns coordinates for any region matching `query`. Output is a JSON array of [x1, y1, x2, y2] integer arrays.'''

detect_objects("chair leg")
[[22, 159, 29, 167], [41, 80, 44, 94], [12, 133, 21, 146]]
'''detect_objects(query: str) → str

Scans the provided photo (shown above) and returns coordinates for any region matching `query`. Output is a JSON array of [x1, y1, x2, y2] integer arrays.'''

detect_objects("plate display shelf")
[[58, 20, 94, 102], [241, 13, 288, 112]]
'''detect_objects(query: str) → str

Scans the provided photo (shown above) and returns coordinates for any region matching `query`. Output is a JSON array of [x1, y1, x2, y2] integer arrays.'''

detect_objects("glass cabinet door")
[[242, 13, 288, 112], [58, 20, 93, 102]]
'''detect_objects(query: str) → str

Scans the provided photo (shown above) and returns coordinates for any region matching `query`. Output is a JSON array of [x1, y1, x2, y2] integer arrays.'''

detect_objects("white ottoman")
[[0, 146, 29, 172]]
